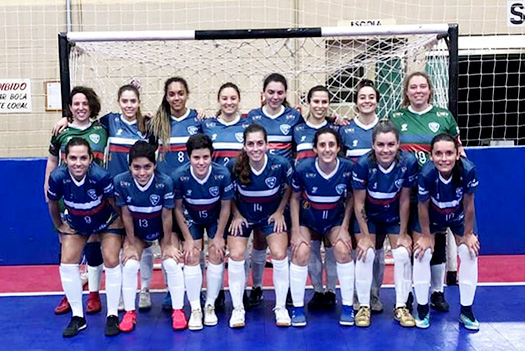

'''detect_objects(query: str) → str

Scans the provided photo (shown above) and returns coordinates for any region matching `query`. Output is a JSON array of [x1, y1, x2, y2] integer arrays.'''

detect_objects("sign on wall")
[[508, 1, 525, 26], [0, 79, 32, 113]]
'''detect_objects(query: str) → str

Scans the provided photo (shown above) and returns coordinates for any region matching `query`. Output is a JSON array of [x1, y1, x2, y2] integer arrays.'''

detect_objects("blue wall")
[[0, 147, 524, 265]]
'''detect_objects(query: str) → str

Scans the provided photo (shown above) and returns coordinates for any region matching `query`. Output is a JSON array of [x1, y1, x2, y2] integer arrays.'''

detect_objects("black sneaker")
[[63, 316, 86, 337], [248, 287, 264, 308], [323, 291, 337, 310], [105, 315, 120, 336], [307, 292, 325, 310], [286, 289, 293, 307], [243, 290, 250, 310], [215, 289, 226, 311], [446, 271, 458, 286], [430, 292, 450, 312]]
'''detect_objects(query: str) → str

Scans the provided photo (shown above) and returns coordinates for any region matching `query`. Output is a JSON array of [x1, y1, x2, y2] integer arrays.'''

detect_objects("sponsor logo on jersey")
[[89, 134, 100, 144], [395, 179, 404, 189], [224, 183, 234, 192], [120, 181, 131, 187], [300, 136, 306, 142], [150, 194, 160, 206], [311, 186, 318, 194], [214, 174, 225, 180], [436, 111, 448, 117], [392, 112, 403, 118], [265, 177, 277, 188], [302, 200, 311, 209], [211, 133, 217, 140], [155, 183, 165, 189], [352, 140, 358, 147], [126, 196, 132, 203], [428, 122, 440, 133], [206, 121, 217, 128], [286, 114, 295, 120], [180, 176, 190, 181], [305, 172, 316, 178], [401, 124, 408, 132], [186, 189, 192, 196], [344, 128, 355, 133], [235, 133, 244, 143], [116, 129, 123, 136], [209, 186, 219, 197], [187, 126, 199, 135], [456, 187, 463, 197], [87, 189, 98, 200], [280, 124, 291, 135], [286, 167, 293, 177], [335, 184, 347, 195]]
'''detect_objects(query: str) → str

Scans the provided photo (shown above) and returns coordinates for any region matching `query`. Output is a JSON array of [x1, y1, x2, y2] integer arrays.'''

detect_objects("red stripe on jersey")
[[168, 145, 186, 152], [296, 150, 315, 160], [268, 143, 292, 150], [214, 150, 241, 158], [430, 202, 459, 214], [185, 203, 217, 212], [109, 145, 131, 153], [240, 194, 279, 203], [367, 193, 399, 206], [309, 202, 339, 210], [399, 144, 430, 153], [131, 211, 161, 220], [67, 200, 107, 216]]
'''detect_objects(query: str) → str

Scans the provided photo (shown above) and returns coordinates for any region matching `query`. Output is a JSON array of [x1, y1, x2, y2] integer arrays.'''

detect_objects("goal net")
[[62, 24, 453, 121]]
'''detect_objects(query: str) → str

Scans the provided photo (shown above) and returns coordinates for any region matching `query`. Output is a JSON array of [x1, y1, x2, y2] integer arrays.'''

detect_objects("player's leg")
[[371, 233, 386, 313], [455, 232, 480, 330], [249, 228, 267, 307], [138, 245, 154, 310], [119, 238, 146, 332], [446, 228, 458, 285], [430, 232, 449, 312], [289, 226, 311, 327], [204, 228, 226, 326], [184, 223, 204, 331], [100, 228, 123, 336], [323, 237, 338, 309], [227, 234, 249, 328], [354, 232, 376, 327], [307, 232, 325, 310], [412, 231, 434, 328], [267, 228, 291, 327], [161, 233, 186, 330], [389, 234, 415, 327], [84, 236, 103, 314]]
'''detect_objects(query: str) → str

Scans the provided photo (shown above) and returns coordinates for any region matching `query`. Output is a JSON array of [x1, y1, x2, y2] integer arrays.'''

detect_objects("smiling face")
[[189, 148, 212, 179], [406, 74, 431, 110], [130, 156, 155, 186], [307, 90, 330, 122], [65, 145, 92, 180], [244, 131, 267, 164], [263, 81, 287, 111], [372, 131, 400, 168], [431, 140, 459, 177], [356, 86, 378, 116], [118, 89, 140, 121], [314, 131, 340, 166], [70, 93, 91, 125], [166, 81, 189, 116], [218, 86, 240, 118]]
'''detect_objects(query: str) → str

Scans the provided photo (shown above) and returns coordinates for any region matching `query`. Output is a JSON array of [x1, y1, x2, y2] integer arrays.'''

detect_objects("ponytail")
[[234, 149, 252, 185]]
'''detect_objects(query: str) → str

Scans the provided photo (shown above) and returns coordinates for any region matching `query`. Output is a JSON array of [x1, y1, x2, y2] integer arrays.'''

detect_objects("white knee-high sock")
[[140, 246, 154, 290], [87, 264, 103, 292], [355, 248, 375, 306], [163, 258, 185, 309], [430, 263, 446, 293], [325, 247, 337, 292], [289, 263, 308, 307], [60, 263, 83, 317], [446, 229, 458, 272], [272, 258, 289, 308], [251, 249, 267, 288], [392, 247, 410, 308], [457, 244, 478, 306], [413, 248, 432, 305], [308, 240, 323, 293], [122, 259, 140, 311], [184, 264, 202, 310], [205, 262, 224, 306], [104, 265, 122, 317], [336, 261, 355, 306], [228, 258, 246, 309]]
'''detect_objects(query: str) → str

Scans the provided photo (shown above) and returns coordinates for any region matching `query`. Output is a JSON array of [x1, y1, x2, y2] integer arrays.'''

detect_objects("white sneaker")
[[138, 288, 151, 310], [274, 307, 291, 327], [229, 307, 245, 328], [204, 304, 218, 326], [188, 308, 204, 331]]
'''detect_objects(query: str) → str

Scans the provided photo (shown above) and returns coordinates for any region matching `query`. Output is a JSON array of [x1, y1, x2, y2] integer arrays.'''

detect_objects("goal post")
[[58, 23, 458, 120]]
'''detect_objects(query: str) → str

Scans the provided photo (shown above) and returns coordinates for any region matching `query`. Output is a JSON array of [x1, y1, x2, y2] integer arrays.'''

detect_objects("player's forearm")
[[48, 201, 63, 229], [290, 192, 301, 230], [341, 193, 354, 229], [463, 194, 476, 235], [174, 206, 193, 242], [353, 190, 369, 236], [418, 200, 432, 236], [275, 186, 291, 215], [216, 200, 231, 238], [399, 188, 411, 235], [44, 155, 59, 201], [121, 207, 137, 240]]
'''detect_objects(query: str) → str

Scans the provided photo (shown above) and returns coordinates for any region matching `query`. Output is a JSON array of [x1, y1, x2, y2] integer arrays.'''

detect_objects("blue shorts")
[[231, 218, 276, 238], [188, 219, 221, 240], [303, 217, 344, 236], [412, 217, 465, 237], [65, 213, 123, 237], [353, 218, 400, 236]]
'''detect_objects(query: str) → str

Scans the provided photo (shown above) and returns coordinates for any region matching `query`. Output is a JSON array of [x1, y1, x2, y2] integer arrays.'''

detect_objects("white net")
[[68, 30, 450, 120]]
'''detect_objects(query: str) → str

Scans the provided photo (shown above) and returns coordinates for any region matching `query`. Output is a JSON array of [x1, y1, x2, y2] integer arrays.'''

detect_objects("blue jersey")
[[201, 116, 249, 172], [352, 150, 418, 223], [293, 120, 338, 162], [339, 117, 379, 162], [292, 157, 353, 230], [418, 158, 478, 227], [246, 106, 303, 162], [47, 163, 117, 235], [172, 162, 234, 225], [156, 109, 202, 174], [101, 113, 149, 177], [233, 154, 293, 223], [113, 171, 174, 242]]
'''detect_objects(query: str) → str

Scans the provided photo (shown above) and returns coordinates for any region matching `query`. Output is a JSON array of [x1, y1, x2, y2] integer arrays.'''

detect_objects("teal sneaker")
[[460, 313, 480, 331], [415, 311, 430, 329]]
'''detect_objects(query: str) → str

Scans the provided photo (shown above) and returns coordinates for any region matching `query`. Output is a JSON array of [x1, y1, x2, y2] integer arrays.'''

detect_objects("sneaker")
[[339, 305, 355, 326], [119, 311, 137, 332], [286, 290, 293, 307], [248, 286, 264, 308], [215, 289, 225, 311], [291, 306, 306, 327], [118, 294, 125, 312], [138, 288, 152, 311], [323, 291, 336, 310], [430, 291, 450, 312], [415, 311, 430, 329], [446, 271, 458, 286], [243, 290, 250, 310], [274, 307, 291, 327], [229, 307, 246, 328], [62, 316, 86, 337], [86, 291, 102, 314], [105, 315, 120, 336], [54, 296, 71, 315], [171, 309, 188, 330], [460, 312, 480, 331], [188, 308, 204, 331], [370, 291, 384, 314], [394, 307, 416, 327], [162, 292, 172, 311], [307, 292, 325, 310], [355, 306, 371, 327], [203, 304, 218, 326]]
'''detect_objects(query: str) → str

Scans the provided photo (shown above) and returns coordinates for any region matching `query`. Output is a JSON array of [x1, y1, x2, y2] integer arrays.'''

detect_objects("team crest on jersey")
[[335, 184, 347, 195], [150, 194, 160, 206], [235, 133, 244, 143], [280, 124, 291, 135], [265, 177, 277, 188], [89, 134, 100, 144], [209, 186, 220, 197], [87, 189, 98, 200], [187, 126, 199, 135], [401, 124, 408, 132], [428, 122, 440, 133], [395, 179, 404, 189]]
